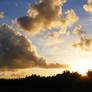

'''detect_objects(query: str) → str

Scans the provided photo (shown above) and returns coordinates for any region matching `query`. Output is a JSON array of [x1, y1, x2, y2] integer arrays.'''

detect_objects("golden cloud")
[[14, 0, 66, 35], [72, 37, 92, 52], [13, 0, 78, 37], [41, 32, 60, 40], [0, 12, 4, 19], [0, 24, 68, 72], [41, 9, 78, 41], [83, 0, 92, 14], [72, 25, 86, 35]]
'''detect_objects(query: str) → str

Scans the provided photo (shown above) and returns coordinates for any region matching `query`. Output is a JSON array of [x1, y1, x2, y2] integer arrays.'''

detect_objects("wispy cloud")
[[45, 38, 64, 46], [72, 25, 86, 35], [72, 36, 92, 52]]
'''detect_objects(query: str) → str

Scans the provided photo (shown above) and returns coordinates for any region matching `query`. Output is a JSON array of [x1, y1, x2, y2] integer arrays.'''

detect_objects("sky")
[[0, 0, 92, 78]]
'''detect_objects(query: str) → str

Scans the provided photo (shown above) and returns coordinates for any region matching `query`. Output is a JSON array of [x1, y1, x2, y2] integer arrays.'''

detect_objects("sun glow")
[[70, 61, 92, 75]]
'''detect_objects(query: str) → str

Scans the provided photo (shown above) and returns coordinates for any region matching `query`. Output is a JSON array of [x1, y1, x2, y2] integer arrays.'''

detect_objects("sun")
[[70, 61, 92, 76]]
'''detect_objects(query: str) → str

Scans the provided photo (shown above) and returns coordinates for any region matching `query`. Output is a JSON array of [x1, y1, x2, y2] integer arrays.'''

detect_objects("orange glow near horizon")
[[70, 61, 92, 76]]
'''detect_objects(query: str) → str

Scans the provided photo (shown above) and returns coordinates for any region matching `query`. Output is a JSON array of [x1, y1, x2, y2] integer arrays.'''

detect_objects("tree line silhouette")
[[0, 70, 92, 92]]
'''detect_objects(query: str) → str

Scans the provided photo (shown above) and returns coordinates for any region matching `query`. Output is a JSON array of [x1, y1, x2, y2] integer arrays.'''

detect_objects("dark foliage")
[[0, 70, 92, 92]]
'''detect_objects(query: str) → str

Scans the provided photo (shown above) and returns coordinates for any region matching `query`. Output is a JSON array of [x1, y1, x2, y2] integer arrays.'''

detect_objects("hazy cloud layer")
[[0, 24, 68, 71], [72, 37, 92, 51], [0, 12, 4, 19], [41, 32, 60, 40], [46, 38, 64, 46]]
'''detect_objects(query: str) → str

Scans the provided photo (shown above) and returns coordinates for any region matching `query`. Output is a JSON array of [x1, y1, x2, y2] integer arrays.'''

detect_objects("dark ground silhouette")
[[0, 70, 92, 92]]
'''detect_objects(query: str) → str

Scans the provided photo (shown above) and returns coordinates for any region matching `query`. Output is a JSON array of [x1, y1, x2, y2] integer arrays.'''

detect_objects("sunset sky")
[[0, 0, 92, 78]]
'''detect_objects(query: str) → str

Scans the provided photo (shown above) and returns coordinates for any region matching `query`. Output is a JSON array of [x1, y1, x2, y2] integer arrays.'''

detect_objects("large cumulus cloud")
[[14, 0, 65, 35], [0, 24, 68, 71], [13, 0, 78, 36]]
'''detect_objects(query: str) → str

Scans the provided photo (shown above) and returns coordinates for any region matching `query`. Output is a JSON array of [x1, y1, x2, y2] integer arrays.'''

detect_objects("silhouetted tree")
[[0, 70, 92, 92], [87, 70, 92, 79]]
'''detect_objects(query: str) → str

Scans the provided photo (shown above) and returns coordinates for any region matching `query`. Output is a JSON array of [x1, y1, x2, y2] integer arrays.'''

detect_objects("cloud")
[[14, 0, 66, 35], [41, 30, 70, 40], [72, 37, 92, 52], [13, 0, 78, 36], [0, 71, 31, 79], [0, 24, 68, 71], [40, 9, 78, 46], [0, 12, 4, 19], [41, 9, 78, 42], [46, 38, 64, 46], [41, 31, 65, 46], [41, 32, 60, 40], [60, 10, 79, 30], [72, 25, 86, 35], [83, 0, 92, 14]]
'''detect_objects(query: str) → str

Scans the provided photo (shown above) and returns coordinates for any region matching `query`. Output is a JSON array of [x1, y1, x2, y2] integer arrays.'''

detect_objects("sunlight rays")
[[70, 60, 92, 75]]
